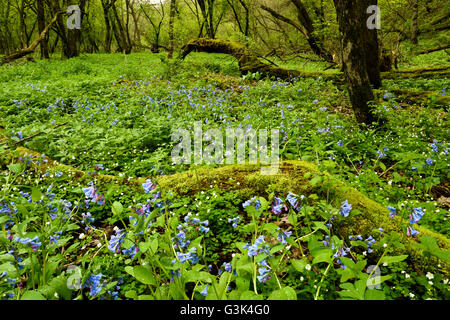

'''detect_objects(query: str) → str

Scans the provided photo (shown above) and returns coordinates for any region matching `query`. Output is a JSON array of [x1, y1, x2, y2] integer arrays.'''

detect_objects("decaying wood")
[[0, 11, 64, 66], [179, 38, 450, 82]]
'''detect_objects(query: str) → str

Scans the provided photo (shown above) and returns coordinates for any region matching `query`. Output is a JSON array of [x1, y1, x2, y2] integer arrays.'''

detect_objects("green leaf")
[[111, 201, 123, 216], [379, 255, 408, 265], [131, 265, 156, 286], [183, 270, 212, 283], [291, 258, 307, 272], [268, 287, 296, 300], [7, 163, 22, 174], [311, 248, 333, 265], [364, 289, 385, 300], [239, 290, 263, 300], [21, 291, 46, 300], [31, 187, 43, 202]]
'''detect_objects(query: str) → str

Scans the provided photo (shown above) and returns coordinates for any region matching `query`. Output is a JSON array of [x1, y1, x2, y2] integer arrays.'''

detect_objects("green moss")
[[6, 144, 449, 273]]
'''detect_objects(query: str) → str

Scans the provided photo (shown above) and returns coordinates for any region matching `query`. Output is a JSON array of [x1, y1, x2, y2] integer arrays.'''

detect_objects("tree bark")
[[411, 0, 419, 45], [37, 0, 49, 59], [1, 11, 63, 66], [333, 0, 380, 124], [168, 0, 177, 59]]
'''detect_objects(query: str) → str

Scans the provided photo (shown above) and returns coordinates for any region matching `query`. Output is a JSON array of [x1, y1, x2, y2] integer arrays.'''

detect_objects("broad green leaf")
[[111, 201, 123, 216], [31, 187, 43, 202], [21, 291, 46, 300], [183, 270, 212, 283], [291, 258, 307, 272], [131, 265, 156, 286], [379, 255, 408, 265]]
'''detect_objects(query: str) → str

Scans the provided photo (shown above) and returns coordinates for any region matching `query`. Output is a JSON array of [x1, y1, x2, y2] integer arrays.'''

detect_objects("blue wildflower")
[[200, 284, 209, 297], [339, 200, 352, 217], [409, 207, 425, 224]]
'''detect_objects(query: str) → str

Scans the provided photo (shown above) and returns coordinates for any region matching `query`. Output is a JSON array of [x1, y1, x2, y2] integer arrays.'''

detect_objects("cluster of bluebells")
[[14, 236, 41, 252], [243, 236, 272, 283], [277, 228, 292, 245], [49, 231, 62, 245], [348, 234, 376, 254], [171, 214, 210, 269], [107, 227, 139, 259], [271, 196, 287, 215], [82, 182, 105, 206], [377, 147, 389, 158], [228, 216, 241, 228], [285, 192, 303, 212], [18, 152, 48, 166], [339, 200, 352, 218], [322, 237, 350, 269], [108, 228, 126, 254], [81, 212, 94, 230], [407, 207, 425, 237], [84, 273, 104, 298], [242, 197, 261, 210]]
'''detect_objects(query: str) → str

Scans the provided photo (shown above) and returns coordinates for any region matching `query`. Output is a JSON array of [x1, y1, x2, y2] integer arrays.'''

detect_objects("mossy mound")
[[5, 144, 450, 273]]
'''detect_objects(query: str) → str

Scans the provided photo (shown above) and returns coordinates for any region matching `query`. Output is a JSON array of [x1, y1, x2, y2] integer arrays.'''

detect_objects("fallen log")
[[375, 89, 450, 107], [0, 11, 64, 66], [2, 141, 448, 273], [414, 44, 450, 55], [179, 38, 450, 82]]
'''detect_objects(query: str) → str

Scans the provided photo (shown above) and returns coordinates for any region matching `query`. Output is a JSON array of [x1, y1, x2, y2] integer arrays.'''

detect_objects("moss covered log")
[[179, 38, 450, 83], [4, 142, 449, 273]]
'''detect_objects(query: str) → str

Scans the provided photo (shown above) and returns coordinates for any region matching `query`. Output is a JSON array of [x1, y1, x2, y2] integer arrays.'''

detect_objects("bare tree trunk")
[[411, 0, 419, 45], [101, 0, 113, 53], [111, 1, 132, 53], [364, 0, 381, 88], [333, 0, 380, 124], [168, 0, 177, 59], [37, 0, 49, 59]]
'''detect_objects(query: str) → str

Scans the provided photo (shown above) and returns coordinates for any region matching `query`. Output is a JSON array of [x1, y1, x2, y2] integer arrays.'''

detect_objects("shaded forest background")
[[0, 0, 448, 62]]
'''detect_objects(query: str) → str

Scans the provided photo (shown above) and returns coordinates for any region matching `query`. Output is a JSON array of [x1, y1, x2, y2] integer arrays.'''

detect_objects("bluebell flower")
[[409, 207, 425, 224], [271, 197, 286, 214], [257, 267, 270, 283], [425, 158, 433, 166], [142, 179, 156, 194], [387, 206, 397, 218], [407, 226, 419, 237], [84, 273, 103, 297], [286, 192, 301, 211], [339, 200, 352, 217], [242, 197, 261, 210], [200, 284, 209, 297], [108, 229, 126, 254], [277, 229, 292, 245], [228, 216, 241, 228]]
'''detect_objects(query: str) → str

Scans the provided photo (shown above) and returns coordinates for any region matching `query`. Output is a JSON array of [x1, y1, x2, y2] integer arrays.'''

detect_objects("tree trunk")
[[333, 0, 380, 124], [1, 11, 63, 66], [411, 0, 419, 45], [101, 0, 113, 53], [168, 0, 177, 59], [37, 0, 49, 59], [364, 0, 381, 88], [111, 1, 132, 54]]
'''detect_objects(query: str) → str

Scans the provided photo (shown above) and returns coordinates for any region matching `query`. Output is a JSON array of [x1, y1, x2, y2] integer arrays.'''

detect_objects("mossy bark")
[[5, 143, 448, 274]]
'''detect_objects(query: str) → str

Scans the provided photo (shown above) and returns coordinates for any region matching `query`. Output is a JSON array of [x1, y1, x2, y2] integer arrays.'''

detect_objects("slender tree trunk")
[[37, 0, 49, 59], [411, 0, 419, 45], [168, 0, 177, 59], [333, 0, 380, 124], [101, 0, 113, 53], [364, 0, 381, 88]]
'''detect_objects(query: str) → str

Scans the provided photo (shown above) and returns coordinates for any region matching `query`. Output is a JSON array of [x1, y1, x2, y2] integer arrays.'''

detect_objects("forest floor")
[[0, 49, 448, 300]]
